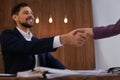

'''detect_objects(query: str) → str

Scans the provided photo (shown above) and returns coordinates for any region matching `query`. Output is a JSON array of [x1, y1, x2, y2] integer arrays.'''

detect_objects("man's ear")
[[12, 15, 18, 22]]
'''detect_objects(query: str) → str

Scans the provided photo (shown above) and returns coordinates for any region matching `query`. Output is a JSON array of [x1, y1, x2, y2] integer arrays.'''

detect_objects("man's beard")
[[20, 22, 33, 28]]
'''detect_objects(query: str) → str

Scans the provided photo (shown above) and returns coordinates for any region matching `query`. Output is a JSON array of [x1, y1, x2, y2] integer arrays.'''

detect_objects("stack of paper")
[[17, 67, 107, 79]]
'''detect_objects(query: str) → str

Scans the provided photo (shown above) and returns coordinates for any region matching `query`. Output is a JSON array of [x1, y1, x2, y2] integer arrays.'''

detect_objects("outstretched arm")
[[78, 19, 120, 39]]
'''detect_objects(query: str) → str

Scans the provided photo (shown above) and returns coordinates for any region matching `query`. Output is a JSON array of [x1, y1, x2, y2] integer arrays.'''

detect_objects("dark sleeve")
[[1, 30, 57, 55], [93, 19, 120, 39], [39, 53, 66, 69], [46, 53, 66, 69]]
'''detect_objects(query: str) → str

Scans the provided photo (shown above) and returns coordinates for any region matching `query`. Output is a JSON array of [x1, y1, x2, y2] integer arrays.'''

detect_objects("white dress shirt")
[[16, 27, 63, 67]]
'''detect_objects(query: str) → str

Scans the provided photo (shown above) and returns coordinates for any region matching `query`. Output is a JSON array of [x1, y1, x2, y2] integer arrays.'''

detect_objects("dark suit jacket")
[[39, 53, 66, 69], [0, 28, 65, 74], [93, 19, 120, 39]]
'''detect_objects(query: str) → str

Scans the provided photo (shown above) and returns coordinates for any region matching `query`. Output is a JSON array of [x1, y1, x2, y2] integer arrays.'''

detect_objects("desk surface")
[[0, 75, 120, 80]]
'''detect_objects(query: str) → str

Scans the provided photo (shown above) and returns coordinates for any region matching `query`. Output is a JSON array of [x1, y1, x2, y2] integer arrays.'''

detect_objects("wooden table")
[[0, 75, 120, 80]]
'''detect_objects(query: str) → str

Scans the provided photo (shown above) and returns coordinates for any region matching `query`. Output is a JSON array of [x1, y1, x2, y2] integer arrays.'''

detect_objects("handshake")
[[60, 28, 93, 46]]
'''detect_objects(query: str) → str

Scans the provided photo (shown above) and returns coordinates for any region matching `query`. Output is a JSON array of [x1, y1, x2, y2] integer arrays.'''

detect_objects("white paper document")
[[0, 73, 16, 77], [17, 67, 107, 79]]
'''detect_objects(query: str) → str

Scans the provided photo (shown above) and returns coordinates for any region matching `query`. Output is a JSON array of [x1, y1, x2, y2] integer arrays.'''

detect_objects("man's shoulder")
[[0, 29, 14, 43], [1, 29, 14, 35], [0, 28, 20, 43], [0, 28, 19, 38], [2, 29, 13, 32]]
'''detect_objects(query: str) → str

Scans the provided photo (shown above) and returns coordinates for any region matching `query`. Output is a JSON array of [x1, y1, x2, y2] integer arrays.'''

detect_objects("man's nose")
[[28, 14, 34, 19]]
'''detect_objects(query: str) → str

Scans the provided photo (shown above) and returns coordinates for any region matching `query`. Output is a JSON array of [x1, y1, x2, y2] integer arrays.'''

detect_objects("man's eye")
[[23, 11, 29, 15]]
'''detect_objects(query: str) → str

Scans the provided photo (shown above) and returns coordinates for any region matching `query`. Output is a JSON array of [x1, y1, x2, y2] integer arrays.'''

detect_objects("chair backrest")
[[0, 46, 4, 73]]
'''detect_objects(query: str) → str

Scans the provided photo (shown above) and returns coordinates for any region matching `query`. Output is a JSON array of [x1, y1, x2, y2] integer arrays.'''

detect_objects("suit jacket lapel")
[[13, 28, 27, 40]]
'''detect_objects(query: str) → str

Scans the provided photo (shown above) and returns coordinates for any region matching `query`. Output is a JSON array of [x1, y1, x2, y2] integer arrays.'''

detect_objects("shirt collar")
[[16, 27, 33, 41]]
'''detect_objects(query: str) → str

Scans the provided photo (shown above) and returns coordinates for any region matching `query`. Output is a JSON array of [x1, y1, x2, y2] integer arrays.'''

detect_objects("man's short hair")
[[11, 2, 29, 16]]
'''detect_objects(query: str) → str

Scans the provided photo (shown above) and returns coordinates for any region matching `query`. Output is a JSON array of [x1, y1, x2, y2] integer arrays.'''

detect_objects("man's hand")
[[78, 28, 93, 36], [60, 28, 92, 46]]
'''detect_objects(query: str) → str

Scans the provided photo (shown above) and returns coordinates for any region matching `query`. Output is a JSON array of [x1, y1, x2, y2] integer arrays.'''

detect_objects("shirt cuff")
[[53, 36, 63, 48]]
